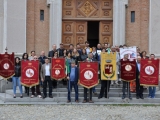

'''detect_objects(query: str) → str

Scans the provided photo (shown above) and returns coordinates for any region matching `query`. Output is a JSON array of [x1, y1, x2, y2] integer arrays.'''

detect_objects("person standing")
[[148, 54, 156, 98], [57, 43, 64, 57], [22, 53, 29, 95], [48, 44, 57, 58], [29, 51, 35, 60], [98, 49, 110, 99], [72, 48, 81, 65], [41, 58, 53, 98], [85, 41, 92, 55], [30, 56, 42, 98], [136, 55, 144, 99], [83, 52, 96, 103], [122, 54, 132, 100], [38, 51, 47, 64], [67, 60, 79, 103], [76, 43, 82, 55], [81, 49, 88, 61], [12, 57, 23, 98]]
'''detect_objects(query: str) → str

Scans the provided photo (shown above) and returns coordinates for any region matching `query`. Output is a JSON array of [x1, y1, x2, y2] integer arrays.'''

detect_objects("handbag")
[[7, 77, 12, 82]]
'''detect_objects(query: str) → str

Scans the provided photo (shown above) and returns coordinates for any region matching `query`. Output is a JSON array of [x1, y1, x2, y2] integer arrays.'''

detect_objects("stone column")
[[113, 0, 128, 46], [149, 0, 160, 56], [47, 0, 62, 50]]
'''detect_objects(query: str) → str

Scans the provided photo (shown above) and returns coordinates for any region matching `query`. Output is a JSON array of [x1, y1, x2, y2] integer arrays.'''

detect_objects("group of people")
[[12, 41, 157, 103]]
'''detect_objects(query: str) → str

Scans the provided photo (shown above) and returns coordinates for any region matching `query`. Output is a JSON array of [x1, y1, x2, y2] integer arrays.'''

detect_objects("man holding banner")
[[140, 54, 159, 98], [121, 54, 133, 100]]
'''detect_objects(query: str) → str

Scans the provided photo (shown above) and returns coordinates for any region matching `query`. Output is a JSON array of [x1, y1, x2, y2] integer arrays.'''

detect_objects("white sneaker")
[[37, 95, 42, 98], [30, 95, 34, 98]]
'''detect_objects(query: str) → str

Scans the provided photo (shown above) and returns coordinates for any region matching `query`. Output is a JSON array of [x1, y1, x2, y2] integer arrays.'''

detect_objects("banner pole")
[[128, 82, 129, 99], [4, 80, 6, 103], [107, 80, 109, 99], [57, 80, 59, 103]]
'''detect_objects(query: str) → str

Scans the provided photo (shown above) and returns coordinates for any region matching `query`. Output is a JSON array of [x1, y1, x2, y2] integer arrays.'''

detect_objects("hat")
[[60, 43, 63, 45]]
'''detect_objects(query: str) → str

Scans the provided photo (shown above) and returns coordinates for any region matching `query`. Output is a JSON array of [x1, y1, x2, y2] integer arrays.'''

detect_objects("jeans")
[[92, 87, 96, 93], [68, 81, 78, 101], [122, 81, 131, 97], [12, 77, 23, 95], [149, 87, 156, 98]]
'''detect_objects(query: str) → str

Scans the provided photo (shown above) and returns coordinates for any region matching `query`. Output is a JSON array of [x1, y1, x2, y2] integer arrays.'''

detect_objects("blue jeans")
[[12, 77, 23, 95], [149, 87, 156, 98], [92, 87, 96, 93], [68, 81, 78, 101]]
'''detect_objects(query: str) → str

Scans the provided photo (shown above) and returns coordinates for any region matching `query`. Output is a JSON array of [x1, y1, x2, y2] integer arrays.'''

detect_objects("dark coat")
[[48, 50, 57, 57]]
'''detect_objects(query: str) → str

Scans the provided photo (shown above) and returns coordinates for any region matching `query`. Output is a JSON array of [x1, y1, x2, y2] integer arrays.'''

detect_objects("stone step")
[[0, 93, 160, 104], [5, 88, 149, 97], [5, 89, 160, 98]]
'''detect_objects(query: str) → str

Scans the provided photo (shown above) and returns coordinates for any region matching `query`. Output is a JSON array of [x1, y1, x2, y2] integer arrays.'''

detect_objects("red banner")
[[121, 60, 136, 82], [21, 60, 39, 87], [0, 52, 15, 79], [51, 58, 66, 80], [79, 62, 99, 88], [140, 59, 159, 86]]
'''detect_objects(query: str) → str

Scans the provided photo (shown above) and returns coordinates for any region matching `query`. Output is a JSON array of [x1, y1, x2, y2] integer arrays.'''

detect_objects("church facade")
[[0, 0, 159, 56]]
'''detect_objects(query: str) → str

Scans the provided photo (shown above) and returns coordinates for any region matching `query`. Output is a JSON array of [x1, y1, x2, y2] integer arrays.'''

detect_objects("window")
[[40, 10, 44, 21], [131, 11, 135, 23]]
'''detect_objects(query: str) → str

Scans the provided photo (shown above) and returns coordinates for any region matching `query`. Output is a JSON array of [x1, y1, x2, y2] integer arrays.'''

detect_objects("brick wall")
[[126, 0, 149, 53], [26, 0, 49, 56]]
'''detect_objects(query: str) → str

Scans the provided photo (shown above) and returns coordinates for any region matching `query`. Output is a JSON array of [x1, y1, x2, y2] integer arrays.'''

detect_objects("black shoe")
[[140, 96, 144, 99], [122, 96, 125, 99], [129, 96, 132, 100], [49, 95, 53, 98], [13, 95, 16, 98], [98, 96, 102, 99], [43, 95, 46, 99], [136, 96, 139, 99], [20, 95, 23, 98]]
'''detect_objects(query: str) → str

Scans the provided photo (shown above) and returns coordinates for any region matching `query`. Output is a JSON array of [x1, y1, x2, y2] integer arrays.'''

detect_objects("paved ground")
[[0, 105, 160, 120]]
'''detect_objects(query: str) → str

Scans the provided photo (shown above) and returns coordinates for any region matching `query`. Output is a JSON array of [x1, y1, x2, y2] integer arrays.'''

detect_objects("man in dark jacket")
[[57, 43, 64, 57], [48, 44, 57, 58], [136, 55, 144, 99], [67, 60, 79, 103]]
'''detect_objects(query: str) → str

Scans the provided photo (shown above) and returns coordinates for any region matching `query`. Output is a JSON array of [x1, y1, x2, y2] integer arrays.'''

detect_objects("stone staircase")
[[0, 81, 160, 104]]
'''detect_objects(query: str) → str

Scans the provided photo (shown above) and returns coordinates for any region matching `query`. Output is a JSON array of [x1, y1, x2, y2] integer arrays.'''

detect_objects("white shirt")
[[45, 64, 50, 76]]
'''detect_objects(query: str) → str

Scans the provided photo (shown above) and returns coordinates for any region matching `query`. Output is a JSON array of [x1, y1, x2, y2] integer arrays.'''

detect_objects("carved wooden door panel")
[[62, 21, 87, 49], [62, 21, 75, 49], [75, 21, 87, 48], [99, 21, 113, 46]]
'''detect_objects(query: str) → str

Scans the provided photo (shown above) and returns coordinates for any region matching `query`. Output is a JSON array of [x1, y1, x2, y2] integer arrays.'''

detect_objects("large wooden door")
[[62, 0, 113, 48], [99, 21, 113, 46], [62, 21, 87, 49]]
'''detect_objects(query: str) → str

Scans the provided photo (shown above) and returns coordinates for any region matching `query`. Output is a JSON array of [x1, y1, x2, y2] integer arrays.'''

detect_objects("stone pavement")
[[0, 105, 160, 120]]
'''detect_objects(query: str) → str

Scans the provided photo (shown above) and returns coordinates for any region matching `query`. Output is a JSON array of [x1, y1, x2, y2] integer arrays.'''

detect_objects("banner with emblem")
[[79, 62, 99, 88], [51, 58, 66, 80], [21, 60, 39, 87], [120, 47, 137, 59], [140, 59, 159, 86], [101, 52, 117, 80], [0, 52, 15, 79], [121, 60, 136, 82]]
